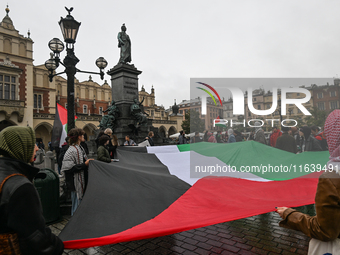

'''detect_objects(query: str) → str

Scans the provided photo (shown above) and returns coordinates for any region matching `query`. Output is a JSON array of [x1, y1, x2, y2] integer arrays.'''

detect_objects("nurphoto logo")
[[195, 80, 312, 128]]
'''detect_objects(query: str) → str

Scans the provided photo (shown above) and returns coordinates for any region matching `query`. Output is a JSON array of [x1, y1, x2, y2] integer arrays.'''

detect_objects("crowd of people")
[[187, 123, 328, 154], [0, 109, 338, 253]]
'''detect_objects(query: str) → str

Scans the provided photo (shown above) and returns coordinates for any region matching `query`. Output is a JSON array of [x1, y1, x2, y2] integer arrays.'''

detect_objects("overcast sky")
[[4, 0, 340, 109]]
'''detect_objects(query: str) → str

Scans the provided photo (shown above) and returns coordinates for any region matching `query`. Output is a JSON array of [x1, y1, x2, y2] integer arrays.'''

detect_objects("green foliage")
[[181, 110, 205, 134], [303, 107, 327, 127]]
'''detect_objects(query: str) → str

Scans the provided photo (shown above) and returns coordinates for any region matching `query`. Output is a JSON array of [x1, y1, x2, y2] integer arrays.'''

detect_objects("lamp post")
[[45, 7, 108, 132], [278, 98, 283, 124]]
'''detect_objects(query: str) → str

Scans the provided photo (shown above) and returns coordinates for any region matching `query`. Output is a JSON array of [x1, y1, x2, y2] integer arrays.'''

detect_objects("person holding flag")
[[61, 128, 94, 215], [277, 110, 340, 252]]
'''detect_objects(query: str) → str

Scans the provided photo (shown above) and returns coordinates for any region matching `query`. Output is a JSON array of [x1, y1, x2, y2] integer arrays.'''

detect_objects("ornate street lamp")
[[45, 7, 108, 132]]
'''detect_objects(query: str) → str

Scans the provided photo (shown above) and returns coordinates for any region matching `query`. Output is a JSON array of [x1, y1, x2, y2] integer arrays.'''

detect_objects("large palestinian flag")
[[59, 142, 329, 249], [51, 103, 78, 148]]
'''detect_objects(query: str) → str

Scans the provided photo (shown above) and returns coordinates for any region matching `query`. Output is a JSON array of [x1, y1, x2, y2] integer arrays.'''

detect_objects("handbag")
[[0, 174, 24, 255], [308, 238, 340, 255]]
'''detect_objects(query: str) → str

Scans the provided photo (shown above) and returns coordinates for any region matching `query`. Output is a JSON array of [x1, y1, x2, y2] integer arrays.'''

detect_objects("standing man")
[[118, 23, 131, 64], [191, 131, 203, 143], [290, 126, 301, 149], [270, 126, 282, 147], [275, 127, 297, 153], [178, 131, 187, 144], [254, 122, 267, 145], [299, 126, 322, 152]]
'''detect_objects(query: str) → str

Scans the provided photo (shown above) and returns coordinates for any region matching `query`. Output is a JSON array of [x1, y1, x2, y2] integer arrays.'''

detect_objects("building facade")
[[139, 85, 182, 137], [178, 97, 223, 131], [0, 7, 183, 144], [0, 7, 34, 130], [0, 7, 112, 144], [309, 82, 340, 113]]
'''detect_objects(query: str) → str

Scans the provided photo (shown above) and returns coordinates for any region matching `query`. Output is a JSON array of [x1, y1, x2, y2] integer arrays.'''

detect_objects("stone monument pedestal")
[[107, 63, 152, 145]]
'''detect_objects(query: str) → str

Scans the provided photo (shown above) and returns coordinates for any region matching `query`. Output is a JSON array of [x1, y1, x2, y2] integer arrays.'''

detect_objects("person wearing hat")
[[275, 126, 297, 153], [0, 126, 64, 254], [299, 126, 322, 152]]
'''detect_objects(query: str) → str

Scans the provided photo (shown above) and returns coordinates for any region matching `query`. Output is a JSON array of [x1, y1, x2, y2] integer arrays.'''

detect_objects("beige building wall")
[[0, 7, 34, 128]]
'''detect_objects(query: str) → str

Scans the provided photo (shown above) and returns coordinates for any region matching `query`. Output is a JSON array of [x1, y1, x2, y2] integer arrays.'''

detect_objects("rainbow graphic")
[[196, 82, 223, 107]]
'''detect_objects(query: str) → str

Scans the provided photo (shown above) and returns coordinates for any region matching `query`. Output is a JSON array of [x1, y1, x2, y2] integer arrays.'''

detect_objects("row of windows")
[[57, 84, 108, 100], [317, 101, 338, 110], [147, 110, 165, 117], [0, 75, 17, 100], [65, 103, 104, 115], [317, 91, 337, 99], [34, 97, 105, 114]]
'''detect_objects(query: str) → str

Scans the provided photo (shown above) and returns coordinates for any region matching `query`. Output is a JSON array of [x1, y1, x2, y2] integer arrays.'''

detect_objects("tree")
[[181, 110, 205, 134], [303, 107, 327, 127]]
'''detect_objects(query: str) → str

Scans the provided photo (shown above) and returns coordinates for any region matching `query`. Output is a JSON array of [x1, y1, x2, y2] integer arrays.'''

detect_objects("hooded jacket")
[[270, 129, 282, 147], [0, 126, 63, 254]]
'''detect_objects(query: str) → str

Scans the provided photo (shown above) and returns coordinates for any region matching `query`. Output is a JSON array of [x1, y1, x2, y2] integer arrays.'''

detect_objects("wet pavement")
[[50, 205, 314, 255]]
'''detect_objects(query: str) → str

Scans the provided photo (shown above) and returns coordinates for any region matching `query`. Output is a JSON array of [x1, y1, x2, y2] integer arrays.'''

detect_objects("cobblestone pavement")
[[50, 205, 314, 255]]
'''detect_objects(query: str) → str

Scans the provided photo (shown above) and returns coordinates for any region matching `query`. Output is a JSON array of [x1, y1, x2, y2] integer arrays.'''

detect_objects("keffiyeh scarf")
[[324, 110, 340, 174]]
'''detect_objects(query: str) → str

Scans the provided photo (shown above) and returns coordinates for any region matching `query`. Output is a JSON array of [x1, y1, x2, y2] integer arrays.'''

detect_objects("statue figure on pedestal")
[[98, 100, 120, 130], [118, 23, 131, 64], [130, 98, 148, 127]]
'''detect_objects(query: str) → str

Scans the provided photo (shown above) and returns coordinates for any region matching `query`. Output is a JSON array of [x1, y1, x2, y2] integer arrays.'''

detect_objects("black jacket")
[[0, 157, 64, 254], [276, 133, 297, 154], [145, 136, 155, 146], [300, 136, 322, 152]]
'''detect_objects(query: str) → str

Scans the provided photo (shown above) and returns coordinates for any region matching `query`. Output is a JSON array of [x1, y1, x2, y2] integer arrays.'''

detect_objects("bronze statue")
[[118, 24, 131, 64], [99, 100, 120, 130], [130, 98, 148, 127]]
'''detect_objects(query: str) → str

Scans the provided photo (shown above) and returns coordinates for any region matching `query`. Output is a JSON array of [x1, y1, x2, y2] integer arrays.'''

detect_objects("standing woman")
[[61, 128, 93, 216], [145, 131, 155, 146], [97, 135, 115, 163], [104, 128, 116, 159], [0, 126, 64, 254], [111, 134, 119, 158]]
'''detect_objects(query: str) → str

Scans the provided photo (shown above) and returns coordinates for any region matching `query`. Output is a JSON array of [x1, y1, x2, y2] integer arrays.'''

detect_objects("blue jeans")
[[71, 191, 82, 216]]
